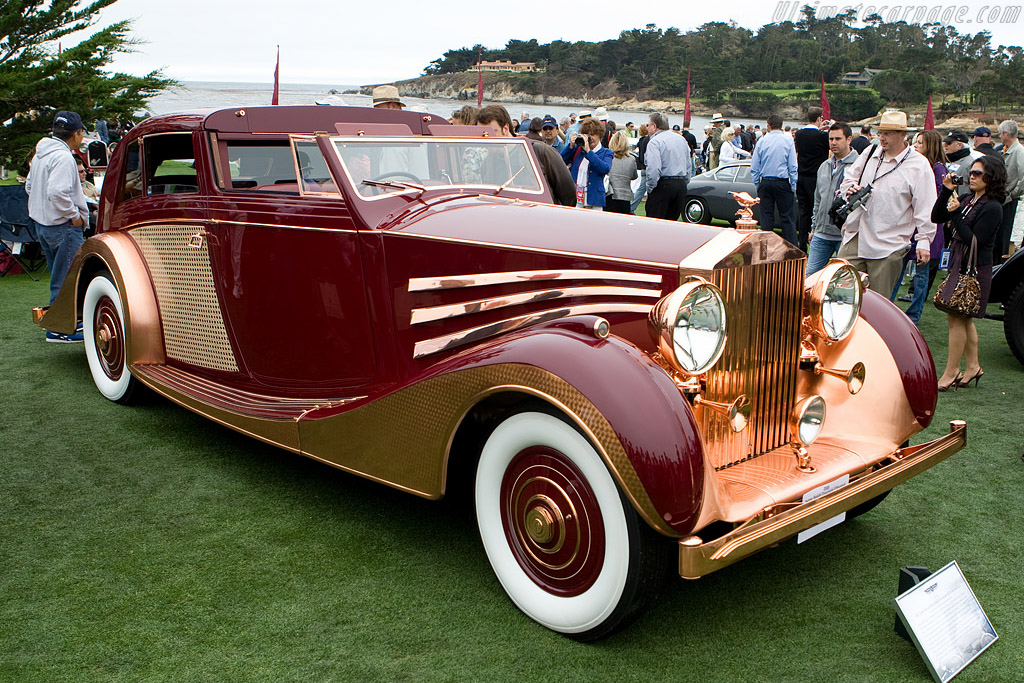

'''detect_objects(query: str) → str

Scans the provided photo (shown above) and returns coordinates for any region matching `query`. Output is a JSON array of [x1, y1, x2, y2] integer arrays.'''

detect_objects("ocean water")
[[148, 81, 768, 143]]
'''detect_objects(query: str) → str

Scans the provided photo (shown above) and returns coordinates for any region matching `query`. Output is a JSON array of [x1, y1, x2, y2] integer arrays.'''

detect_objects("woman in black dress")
[[931, 155, 1006, 391]]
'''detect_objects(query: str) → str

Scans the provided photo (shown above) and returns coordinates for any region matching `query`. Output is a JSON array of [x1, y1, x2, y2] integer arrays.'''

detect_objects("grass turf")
[[1, 270, 1022, 682]]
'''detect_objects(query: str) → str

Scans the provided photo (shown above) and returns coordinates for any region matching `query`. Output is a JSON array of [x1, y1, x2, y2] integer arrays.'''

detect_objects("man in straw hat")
[[837, 110, 937, 296], [372, 85, 405, 110]]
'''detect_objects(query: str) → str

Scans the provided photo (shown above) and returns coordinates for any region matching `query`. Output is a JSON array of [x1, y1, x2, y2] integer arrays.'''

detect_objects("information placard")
[[893, 561, 997, 682]]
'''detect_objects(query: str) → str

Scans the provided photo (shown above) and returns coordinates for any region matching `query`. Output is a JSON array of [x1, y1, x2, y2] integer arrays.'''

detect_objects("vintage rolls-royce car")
[[37, 106, 966, 640]]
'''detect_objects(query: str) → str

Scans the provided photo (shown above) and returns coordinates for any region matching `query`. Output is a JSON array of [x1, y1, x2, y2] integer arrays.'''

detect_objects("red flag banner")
[[820, 74, 830, 120], [272, 45, 280, 105], [684, 69, 691, 122], [925, 94, 935, 130], [477, 47, 483, 108]]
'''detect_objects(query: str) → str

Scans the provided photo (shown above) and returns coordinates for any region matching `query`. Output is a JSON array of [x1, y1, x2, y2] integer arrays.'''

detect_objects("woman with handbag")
[[930, 155, 1006, 391]]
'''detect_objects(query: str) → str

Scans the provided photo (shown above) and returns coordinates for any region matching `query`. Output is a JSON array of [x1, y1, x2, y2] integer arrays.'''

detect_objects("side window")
[[217, 141, 297, 193], [293, 139, 337, 193], [734, 165, 752, 183], [120, 140, 143, 202], [715, 166, 738, 183], [144, 133, 198, 195]]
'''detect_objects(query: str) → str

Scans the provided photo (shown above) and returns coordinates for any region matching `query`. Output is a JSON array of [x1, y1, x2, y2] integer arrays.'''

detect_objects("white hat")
[[595, 107, 608, 121], [878, 110, 909, 131]]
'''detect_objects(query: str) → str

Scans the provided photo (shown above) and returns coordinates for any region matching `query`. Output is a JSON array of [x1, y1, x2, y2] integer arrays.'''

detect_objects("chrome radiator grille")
[[694, 257, 805, 470]]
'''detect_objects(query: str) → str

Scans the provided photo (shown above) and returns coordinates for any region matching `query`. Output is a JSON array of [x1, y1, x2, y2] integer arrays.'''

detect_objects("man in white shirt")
[[838, 110, 937, 296]]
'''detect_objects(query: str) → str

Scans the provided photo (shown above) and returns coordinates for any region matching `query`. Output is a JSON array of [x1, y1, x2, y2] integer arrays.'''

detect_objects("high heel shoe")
[[961, 368, 984, 388], [938, 372, 963, 392]]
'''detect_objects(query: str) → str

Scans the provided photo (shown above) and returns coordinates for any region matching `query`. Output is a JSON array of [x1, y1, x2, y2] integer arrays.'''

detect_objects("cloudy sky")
[[94, 0, 1022, 85]]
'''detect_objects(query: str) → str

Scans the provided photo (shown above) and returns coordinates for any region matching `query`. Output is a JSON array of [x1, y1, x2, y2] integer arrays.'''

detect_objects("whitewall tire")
[[475, 410, 665, 640], [83, 273, 138, 403]]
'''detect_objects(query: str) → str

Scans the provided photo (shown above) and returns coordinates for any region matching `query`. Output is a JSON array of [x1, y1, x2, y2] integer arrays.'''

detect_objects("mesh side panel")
[[131, 225, 239, 373]]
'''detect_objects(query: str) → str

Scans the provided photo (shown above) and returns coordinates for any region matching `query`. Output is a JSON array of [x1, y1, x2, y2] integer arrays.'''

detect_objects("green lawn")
[[1, 270, 1021, 681]]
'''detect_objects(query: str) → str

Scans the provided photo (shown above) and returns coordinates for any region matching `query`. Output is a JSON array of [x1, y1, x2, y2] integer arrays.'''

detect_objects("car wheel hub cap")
[[500, 446, 604, 596], [94, 296, 123, 381]]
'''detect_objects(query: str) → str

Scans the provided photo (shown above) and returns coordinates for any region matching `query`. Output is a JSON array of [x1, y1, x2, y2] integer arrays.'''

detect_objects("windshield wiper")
[[493, 165, 526, 196], [361, 178, 425, 198]]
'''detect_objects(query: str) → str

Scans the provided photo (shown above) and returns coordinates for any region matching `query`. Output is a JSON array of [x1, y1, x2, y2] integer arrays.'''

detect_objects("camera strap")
[[868, 144, 912, 185], [856, 145, 877, 186]]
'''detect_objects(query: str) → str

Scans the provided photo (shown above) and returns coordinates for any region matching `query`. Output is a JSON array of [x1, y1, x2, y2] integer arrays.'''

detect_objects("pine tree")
[[0, 1, 173, 172]]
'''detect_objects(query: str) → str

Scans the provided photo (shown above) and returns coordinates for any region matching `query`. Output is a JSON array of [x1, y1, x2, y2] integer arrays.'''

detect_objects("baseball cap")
[[517, 120, 531, 133], [671, 124, 681, 131], [944, 131, 969, 144], [541, 115, 558, 129], [52, 110, 85, 133], [973, 126, 992, 137]]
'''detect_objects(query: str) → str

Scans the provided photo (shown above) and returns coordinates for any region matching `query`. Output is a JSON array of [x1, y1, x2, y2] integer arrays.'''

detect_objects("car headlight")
[[808, 260, 862, 341], [649, 277, 727, 376], [790, 395, 826, 446]]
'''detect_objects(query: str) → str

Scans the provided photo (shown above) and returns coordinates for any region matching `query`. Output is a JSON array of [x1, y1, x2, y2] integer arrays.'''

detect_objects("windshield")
[[331, 137, 544, 199]]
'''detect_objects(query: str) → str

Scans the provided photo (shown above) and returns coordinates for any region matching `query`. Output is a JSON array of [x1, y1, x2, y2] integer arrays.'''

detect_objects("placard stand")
[[893, 561, 997, 682]]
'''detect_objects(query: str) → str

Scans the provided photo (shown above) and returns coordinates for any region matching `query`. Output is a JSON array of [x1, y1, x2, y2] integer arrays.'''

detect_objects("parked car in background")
[[37, 106, 966, 640], [683, 162, 779, 227], [988, 247, 1024, 365]]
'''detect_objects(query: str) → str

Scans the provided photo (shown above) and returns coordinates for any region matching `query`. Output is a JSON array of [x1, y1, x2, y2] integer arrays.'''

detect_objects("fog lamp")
[[790, 395, 826, 447]]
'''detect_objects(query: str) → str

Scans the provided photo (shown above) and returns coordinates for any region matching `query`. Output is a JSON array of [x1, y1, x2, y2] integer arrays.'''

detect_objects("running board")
[[131, 363, 363, 453]]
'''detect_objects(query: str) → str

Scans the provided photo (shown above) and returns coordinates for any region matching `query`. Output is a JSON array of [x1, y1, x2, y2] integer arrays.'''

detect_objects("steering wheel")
[[370, 171, 423, 184]]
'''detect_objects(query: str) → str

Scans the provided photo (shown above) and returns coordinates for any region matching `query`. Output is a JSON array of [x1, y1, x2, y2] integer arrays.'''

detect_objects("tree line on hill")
[[425, 6, 1024, 120]]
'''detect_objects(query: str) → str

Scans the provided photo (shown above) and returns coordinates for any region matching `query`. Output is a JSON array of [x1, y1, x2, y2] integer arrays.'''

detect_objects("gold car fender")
[[38, 232, 165, 365]]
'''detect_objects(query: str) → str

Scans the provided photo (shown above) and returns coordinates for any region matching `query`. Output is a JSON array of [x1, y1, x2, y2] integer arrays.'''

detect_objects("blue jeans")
[[631, 170, 647, 214], [806, 235, 842, 276], [36, 221, 84, 304], [905, 260, 931, 324]]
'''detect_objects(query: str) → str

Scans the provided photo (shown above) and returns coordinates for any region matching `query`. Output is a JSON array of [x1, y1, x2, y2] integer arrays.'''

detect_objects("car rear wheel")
[[683, 197, 710, 224], [475, 410, 666, 640], [1004, 280, 1024, 366], [83, 273, 138, 403]]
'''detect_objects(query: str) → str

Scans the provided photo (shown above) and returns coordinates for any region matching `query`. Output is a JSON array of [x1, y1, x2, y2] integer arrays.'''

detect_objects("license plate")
[[797, 474, 850, 544]]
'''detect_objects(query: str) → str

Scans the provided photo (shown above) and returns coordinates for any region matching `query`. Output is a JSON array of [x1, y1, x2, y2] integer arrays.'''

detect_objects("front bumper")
[[678, 420, 967, 579]]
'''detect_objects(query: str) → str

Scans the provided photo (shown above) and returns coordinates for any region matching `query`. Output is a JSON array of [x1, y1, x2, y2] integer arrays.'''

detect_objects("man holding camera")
[[807, 122, 859, 276], [837, 110, 937, 296]]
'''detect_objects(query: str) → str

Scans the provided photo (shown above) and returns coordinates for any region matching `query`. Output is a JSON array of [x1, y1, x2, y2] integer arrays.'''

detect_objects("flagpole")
[[684, 68, 691, 123], [272, 45, 280, 106], [477, 47, 483, 108]]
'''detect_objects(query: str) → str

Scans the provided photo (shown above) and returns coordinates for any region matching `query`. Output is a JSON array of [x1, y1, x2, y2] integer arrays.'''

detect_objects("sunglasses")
[[969, 170, 984, 177]]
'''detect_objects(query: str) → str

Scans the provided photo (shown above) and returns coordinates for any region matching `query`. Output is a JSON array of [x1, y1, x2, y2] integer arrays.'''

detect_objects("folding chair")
[[0, 184, 43, 281]]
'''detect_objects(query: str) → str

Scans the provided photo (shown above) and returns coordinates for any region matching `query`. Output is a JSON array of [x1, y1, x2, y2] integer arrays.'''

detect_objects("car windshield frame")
[[327, 136, 546, 202]]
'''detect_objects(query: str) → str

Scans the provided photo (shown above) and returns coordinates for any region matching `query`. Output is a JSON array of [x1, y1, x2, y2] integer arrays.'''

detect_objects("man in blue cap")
[[26, 110, 90, 342], [540, 115, 564, 153], [972, 126, 1001, 159]]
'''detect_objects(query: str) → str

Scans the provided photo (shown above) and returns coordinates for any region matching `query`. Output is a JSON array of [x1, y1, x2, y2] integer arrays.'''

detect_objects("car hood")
[[384, 195, 724, 268]]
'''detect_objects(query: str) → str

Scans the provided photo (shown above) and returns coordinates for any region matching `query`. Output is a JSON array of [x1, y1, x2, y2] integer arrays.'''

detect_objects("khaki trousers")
[[837, 234, 906, 297]]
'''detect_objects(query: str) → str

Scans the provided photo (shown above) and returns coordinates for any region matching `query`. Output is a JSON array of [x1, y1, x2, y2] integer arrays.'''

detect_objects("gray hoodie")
[[811, 149, 859, 240], [25, 137, 89, 227]]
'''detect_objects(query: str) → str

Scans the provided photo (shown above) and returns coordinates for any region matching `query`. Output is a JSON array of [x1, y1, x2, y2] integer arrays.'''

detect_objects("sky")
[[92, 0, 1024, 85]]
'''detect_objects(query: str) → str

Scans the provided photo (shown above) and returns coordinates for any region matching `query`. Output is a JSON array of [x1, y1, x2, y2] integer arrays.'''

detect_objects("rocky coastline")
[[355, 73, 1003, 129]]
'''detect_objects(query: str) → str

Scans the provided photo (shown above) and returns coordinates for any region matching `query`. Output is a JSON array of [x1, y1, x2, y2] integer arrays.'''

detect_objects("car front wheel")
[[83, 273, 139, 403], [475, 410, 666, 640], [1004, 280, 1024, 366], [683, 197, 710, 224]]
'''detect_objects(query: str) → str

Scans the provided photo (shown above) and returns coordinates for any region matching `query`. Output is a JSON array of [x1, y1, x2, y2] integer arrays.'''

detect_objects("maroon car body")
[[38, 106, 966, 640]]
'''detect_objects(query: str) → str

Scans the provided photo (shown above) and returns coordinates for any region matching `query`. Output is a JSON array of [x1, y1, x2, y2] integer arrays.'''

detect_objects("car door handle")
[[188, 229, 217, 248]]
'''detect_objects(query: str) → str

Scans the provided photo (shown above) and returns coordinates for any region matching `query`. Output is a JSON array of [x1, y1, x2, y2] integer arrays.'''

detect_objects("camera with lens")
[[828, 185, 873, 228], [951, 173, 966, 185], [574, 135, 587, 147]]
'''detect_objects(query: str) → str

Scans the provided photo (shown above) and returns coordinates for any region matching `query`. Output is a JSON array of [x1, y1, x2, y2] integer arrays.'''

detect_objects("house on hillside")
[[466, 60, 541, 73], [842, 68, 883, 87]]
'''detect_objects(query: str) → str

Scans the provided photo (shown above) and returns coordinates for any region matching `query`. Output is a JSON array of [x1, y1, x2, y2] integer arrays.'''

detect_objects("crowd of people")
[[435, 91, 1024, 395]]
